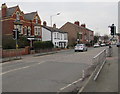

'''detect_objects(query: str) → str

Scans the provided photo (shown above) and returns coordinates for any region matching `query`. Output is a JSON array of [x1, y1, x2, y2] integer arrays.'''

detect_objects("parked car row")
[[74, 42, 119, 52], [93, 43, 110, 48]]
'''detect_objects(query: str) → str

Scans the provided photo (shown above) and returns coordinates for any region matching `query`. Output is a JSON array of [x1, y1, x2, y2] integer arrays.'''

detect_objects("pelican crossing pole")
[[13, 29, 18, 49]]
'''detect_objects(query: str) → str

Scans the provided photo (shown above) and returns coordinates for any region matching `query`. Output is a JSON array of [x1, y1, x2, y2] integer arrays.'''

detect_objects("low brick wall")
[[1, 46, 30, 58], [1, 47, 62, 58]]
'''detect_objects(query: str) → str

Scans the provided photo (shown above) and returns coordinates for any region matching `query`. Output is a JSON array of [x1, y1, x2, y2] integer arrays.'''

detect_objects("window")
[[61, 34, 62, 40], [14, 25, 17, 29], [64, 34, 67, 40], [28, 26, 31, 36], [34, 26, 41, 36], [16, 11, 20, 21], [24, 26, 27, 35], [54, 33, 56, 39], [35, 16, 38, 24]]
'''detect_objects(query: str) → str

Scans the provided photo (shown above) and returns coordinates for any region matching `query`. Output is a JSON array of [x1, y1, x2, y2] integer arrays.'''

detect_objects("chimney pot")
[[1, 3, 7, 17], [43, 21, 47, 26], [81, 24, 86, 28], [74, 21, 80, 26]]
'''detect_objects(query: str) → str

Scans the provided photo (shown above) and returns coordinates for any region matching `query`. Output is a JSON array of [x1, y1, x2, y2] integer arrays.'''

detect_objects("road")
[[2, 47, 107, 92]]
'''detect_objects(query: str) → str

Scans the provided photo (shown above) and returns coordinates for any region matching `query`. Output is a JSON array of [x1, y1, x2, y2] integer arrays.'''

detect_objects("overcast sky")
[[1, 0, 119, 36]]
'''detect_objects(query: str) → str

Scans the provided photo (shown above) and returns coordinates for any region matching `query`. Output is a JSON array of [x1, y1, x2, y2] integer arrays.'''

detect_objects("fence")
[[83, 49, 107, 81]]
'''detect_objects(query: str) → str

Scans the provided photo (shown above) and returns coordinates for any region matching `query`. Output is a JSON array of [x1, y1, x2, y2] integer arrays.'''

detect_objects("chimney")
[[74, 21, 80, 26], [81, 24, 86, 28], [53, 24, 56, 28], [43, 21, 47, 26], [1, 3, 7, 17]]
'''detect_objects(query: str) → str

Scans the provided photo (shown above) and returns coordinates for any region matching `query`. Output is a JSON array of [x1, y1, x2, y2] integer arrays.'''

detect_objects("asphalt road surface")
[[2, 47, 107, 92]]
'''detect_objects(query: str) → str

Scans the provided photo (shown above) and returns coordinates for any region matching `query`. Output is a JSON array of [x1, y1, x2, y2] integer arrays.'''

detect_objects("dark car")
[[116, 42, 120, 47]]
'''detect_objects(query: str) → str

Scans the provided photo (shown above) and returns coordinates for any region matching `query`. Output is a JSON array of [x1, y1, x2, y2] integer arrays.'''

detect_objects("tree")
[[103, 35, 109, 42], [94, 36, 99, 44]]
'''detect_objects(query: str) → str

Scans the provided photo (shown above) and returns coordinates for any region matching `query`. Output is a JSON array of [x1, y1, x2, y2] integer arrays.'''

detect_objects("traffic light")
[[12, 30, 16, 39], [110, 24, 116, 35], [12, 29, 20, 39]]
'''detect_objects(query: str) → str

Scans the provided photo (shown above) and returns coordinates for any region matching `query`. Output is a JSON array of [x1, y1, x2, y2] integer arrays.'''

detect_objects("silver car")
[[74, 44, 87, 52]]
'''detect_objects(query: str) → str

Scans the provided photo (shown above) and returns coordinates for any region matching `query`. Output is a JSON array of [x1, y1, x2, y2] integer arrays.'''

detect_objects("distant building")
[[60, 21, 94, 46], [1, 3, 42, 47], [41, 21, 68, 48]]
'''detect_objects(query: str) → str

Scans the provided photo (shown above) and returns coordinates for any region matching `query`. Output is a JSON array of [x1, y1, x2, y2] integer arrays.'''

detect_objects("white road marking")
[[59, 78, 83, 91], [1, 61, 45, 75]]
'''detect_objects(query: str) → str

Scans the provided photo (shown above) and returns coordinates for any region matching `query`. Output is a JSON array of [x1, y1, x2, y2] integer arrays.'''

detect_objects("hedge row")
[[2, 35, 30, 49], [33, 41, 54, 49]]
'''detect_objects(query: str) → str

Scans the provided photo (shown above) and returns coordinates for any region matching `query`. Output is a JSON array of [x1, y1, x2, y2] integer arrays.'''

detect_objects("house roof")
[[42, 25, 67, 33], [61, 22, 94, 32], [2, 4, 39, 21], [6, 6, 18, 17], [24, 12, 37, 20]]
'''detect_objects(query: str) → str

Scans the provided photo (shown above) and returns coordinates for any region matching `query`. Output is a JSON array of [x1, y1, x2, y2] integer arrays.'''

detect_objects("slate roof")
[[61, 22, 93, 32], [24, 12, 37, 20], [3, 5, 38, 21], [42, 25, 67, 33], [6, 6, 18, 17]]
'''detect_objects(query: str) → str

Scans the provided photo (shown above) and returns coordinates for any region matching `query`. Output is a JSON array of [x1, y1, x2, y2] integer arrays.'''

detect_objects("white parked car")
[[74, 44, 87, 52], [116, 42, 120, 47], [94, 43, 100, 48], [100, 43, 106, 47]]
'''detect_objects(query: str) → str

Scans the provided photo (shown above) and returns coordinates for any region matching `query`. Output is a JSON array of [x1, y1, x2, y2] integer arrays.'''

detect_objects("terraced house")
[[60, 21, 94, 46], [1, 3, 42, 47]]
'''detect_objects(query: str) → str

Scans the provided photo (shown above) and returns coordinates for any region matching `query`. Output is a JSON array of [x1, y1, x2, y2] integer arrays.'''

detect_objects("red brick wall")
[[1, 47, 30, 58], [2, 19, 14, 35]]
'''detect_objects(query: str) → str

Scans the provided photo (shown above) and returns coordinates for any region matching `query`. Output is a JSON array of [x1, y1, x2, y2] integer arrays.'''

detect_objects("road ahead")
[[2, 47, 107, 92]]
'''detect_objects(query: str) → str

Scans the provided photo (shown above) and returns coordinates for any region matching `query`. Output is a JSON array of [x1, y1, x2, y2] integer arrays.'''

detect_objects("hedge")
[[33, 41, 54, 50]]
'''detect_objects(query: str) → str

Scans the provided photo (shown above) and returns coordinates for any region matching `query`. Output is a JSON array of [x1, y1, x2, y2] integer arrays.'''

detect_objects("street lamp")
[[50, 13, 60, 27]]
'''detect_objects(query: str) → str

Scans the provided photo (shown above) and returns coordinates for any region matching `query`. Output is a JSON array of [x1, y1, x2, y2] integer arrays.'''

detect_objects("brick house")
[[1, 3, 42, 47], [60, 21, 94, 46]]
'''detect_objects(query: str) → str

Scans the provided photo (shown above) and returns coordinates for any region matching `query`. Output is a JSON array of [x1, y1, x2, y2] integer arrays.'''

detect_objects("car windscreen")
[[76, 44, 84, 46]]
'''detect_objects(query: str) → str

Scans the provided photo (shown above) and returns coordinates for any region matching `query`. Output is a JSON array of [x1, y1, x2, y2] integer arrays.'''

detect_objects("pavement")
[[1, 49, 70, 63], [79, 45, 118, 93]]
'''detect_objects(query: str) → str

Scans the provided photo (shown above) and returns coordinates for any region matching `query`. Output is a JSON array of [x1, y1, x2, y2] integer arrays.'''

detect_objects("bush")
[[2, 35, 16, 49], [18, 36, 30, 48], [33, 41, 54, 50], [2, 35, 30, 49]]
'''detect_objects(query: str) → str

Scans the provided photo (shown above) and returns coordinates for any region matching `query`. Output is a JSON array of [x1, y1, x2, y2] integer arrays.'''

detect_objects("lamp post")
[[50, 13, 60, 27], [50, 13, 60, 43]]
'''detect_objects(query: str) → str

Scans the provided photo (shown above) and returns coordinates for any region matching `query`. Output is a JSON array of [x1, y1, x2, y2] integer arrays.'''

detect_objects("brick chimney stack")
[[1, 3, 7, 18], [74, 21, 80, 26], [53, 24, 56, 28], [43, 21, 47, 26], [81, 24, 86, 28]]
